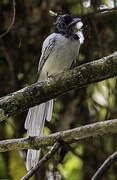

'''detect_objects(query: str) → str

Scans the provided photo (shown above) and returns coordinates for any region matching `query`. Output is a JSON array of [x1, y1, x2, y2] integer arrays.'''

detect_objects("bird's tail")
[[24, 99, 53, 170]]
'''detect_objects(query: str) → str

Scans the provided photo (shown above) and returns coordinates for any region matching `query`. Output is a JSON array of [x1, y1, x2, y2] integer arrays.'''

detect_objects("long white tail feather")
[[25, 107, 35, 130], [26, 149, 41, 171], [46, 100, 54, 121], [25, 99, 53, 170]]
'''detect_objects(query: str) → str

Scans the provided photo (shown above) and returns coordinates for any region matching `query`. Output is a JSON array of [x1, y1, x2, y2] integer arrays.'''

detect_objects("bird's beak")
[[68, 18, 81, 27]]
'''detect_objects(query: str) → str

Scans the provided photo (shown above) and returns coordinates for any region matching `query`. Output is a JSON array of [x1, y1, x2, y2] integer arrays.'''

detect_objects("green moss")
[[0, 108, 7, 121]]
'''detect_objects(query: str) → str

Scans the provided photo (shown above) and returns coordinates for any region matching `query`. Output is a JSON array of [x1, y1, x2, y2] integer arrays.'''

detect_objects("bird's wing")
[[70, 39, 80, 69], [38, 34, 56, 77]]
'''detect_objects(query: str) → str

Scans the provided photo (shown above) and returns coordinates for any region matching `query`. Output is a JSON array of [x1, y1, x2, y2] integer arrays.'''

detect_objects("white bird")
[[25, 13, 81, 171]]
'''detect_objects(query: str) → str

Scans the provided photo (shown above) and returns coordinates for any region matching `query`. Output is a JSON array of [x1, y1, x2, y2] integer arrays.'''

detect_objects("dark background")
[[0, 0, 117, 179]]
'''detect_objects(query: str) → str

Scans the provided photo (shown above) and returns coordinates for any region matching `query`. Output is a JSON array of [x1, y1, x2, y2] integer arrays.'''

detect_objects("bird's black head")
[[54, 14, 80, 35]]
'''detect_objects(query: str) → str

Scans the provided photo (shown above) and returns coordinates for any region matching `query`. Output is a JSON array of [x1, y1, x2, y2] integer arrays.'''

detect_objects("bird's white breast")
[[40, 33, 80, 80]]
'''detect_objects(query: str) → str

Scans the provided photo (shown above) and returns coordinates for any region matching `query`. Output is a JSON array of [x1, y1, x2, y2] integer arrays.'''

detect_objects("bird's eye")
[[60, 22, 66, 29]]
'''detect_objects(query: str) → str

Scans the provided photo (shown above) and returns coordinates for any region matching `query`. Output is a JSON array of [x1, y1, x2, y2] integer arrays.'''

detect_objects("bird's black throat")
[[54, 27, 79, 40]]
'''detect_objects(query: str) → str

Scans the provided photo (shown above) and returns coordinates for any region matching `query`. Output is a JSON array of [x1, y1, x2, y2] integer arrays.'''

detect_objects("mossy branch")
[[0, 119, 117, 152], [0, 52, 117, 121]]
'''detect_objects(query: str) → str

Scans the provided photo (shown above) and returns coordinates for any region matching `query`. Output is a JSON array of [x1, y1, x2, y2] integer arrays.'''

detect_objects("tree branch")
[[0, 119, 117, 152], [0, 52, 117, 121], [79, 7, 117, 18], [21, 142, 60, 180], [91, 151, 117, 180]]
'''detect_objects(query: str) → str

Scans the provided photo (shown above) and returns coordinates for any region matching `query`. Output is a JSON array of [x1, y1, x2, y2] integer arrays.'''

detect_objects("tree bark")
[[0, 52, 117, 121], [0, 119, 117, 152]]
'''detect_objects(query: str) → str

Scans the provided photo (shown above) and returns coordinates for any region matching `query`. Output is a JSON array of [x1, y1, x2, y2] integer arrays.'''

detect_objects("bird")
[[24, 13, 81, 171]]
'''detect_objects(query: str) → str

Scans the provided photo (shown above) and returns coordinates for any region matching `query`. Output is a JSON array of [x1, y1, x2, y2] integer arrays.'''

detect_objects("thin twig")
[[91, 151, 117, 180], [0, 0, 16, 38], [79, 7, 117, 18], [63, 142, 83, 159], [21, 142, 60, 180]]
